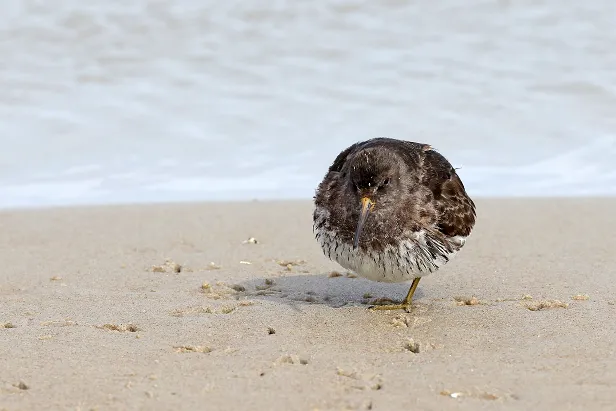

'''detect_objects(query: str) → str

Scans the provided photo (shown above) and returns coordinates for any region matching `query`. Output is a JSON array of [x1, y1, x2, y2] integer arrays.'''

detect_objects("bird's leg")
[[369, 277, 421, 312]]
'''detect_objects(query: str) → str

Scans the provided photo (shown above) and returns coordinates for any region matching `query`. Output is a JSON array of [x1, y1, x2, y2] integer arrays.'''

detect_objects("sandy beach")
[[1, 198, 615, 410]]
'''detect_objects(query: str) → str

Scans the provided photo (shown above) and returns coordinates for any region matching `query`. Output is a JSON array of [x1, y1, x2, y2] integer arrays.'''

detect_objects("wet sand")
[[1, 199, 615, 410]]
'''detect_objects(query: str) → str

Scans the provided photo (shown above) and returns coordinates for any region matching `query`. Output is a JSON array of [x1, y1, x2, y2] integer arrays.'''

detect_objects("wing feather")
[[422, 149, 476, 238]]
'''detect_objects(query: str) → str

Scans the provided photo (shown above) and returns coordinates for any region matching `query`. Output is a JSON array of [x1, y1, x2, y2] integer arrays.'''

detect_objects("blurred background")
[[1, 0, 615, 209]]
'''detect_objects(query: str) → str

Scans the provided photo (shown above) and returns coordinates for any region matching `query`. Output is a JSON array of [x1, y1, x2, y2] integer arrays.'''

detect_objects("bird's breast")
[[314, 214, 462, 283]]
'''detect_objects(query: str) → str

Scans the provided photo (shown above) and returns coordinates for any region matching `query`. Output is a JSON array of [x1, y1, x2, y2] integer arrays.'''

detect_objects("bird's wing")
[[421, 148, 476, 238]]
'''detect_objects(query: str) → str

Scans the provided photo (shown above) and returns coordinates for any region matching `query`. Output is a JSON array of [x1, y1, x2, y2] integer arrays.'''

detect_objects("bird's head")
[[343, 148, 403, 248]]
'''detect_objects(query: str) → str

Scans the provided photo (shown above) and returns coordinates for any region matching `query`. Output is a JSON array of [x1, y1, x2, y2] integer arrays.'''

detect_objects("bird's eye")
[[381, 178, 391, 187]]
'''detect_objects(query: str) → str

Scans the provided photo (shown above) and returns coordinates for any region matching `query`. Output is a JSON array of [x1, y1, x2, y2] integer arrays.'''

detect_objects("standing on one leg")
[[313, 137, 476, 311]]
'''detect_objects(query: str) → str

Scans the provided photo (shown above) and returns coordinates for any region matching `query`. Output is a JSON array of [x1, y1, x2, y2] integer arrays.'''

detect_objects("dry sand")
[[1, 199, 615, 410]]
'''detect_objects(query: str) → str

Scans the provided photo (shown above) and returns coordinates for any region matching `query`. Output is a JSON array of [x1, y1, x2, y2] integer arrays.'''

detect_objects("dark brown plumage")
[[313, 137, 476, 310]]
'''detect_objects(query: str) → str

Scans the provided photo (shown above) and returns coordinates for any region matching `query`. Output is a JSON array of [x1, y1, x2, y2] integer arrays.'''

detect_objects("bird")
[[313, 137, 476, 311]]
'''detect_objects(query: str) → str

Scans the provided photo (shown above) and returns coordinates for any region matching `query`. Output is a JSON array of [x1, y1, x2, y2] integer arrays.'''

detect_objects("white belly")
[[330, 239, 420, 283], [315, 227, 464, 283]]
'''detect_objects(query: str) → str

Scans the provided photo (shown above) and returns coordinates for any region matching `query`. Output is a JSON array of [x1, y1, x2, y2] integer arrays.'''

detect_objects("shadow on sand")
[[236, 272, 424, 311]]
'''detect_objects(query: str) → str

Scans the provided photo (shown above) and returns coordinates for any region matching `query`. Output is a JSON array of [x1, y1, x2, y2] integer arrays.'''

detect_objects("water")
[[1, 0, 615, 209]]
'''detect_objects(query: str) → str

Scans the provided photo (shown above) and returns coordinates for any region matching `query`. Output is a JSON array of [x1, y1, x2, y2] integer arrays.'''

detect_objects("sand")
[[1, 198, 615, 410]]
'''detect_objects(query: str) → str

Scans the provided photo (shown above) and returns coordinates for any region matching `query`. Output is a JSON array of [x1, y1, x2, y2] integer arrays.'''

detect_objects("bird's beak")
[[354, 197, 374, 248]]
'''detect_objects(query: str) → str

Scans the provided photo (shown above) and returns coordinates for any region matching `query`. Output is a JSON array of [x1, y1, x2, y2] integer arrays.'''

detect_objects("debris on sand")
[[454, 296, 482, 306], [96, 323, 140, 332], [238, 300, 255, 307], [200, 282, 252, 300], [174, 345, 212, 354], [328, 271, 343, 278], [220, 306, 236, 314], [336, 368, 383, 391], [255, 279, 276, 291], [170, 306, 213, 317], [242, 237, 259, 244], [524, 300, 569, 311], [404, 338, 420, 354], [13, 381, 29, 390], [276, 259, 306, 267], [151, 258, 182, 273], [40, 319, 77, 327], [1, 322, 16, 329], [206, 262, 222, 270], [440, 389, 500, 400], [441, 390, 463, 398], [571, 294, 589, 301], [275, 354, 308, 365], [391, 314, 412, 328], [336, 368, 360, 379]]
